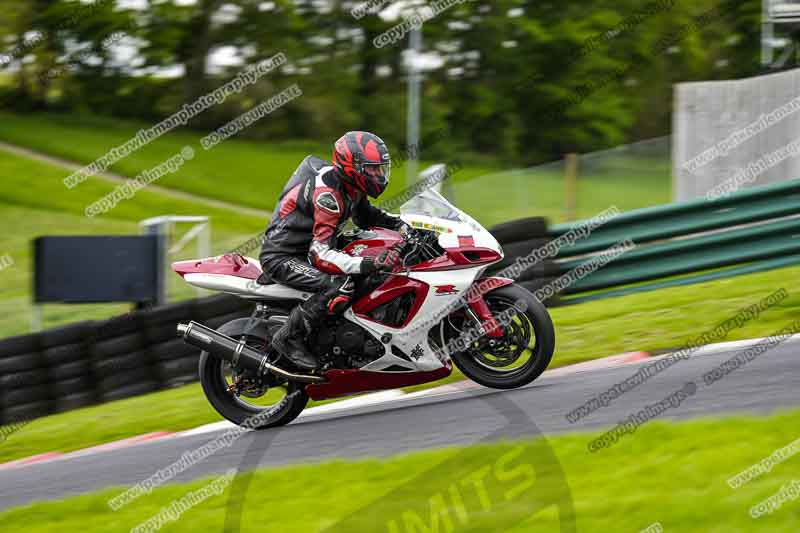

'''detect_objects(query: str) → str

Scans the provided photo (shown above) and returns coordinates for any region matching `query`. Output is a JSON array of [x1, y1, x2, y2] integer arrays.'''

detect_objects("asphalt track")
[[0, 339, 798, 511]]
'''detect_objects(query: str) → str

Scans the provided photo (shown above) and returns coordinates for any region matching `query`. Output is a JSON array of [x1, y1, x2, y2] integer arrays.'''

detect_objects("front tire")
[[198, 319, 309, 429], [446, 284, 555, 390]]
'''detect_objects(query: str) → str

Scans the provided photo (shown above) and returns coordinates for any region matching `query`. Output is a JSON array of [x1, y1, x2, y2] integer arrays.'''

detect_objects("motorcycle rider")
[[259, 131, 412, 371]]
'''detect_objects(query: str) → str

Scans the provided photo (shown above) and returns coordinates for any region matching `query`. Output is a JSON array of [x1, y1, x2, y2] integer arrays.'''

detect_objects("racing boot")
[[270, 304, 320, 371]]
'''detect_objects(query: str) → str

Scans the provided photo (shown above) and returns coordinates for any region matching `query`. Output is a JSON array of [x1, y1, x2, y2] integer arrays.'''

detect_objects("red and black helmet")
[[332, 131, 392, 198]]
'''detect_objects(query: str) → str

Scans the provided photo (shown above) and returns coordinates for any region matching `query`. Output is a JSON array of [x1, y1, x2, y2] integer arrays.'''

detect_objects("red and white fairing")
[[344, 205, 505, 374], [173, 190, 507, 381]]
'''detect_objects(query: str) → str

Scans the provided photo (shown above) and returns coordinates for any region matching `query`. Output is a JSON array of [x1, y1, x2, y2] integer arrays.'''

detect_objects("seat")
[[256, 271, 274, 286]]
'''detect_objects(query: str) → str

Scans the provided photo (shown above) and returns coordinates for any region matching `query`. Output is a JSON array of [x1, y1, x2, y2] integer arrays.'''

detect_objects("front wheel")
[[442, 284, 555, 390]]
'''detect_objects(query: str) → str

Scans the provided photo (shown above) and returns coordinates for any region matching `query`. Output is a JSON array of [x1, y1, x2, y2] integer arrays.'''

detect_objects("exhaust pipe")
[[177, 321, 326, 384]]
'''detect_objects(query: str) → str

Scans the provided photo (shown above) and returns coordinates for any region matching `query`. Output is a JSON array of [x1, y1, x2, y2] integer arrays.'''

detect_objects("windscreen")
[[399, 189, 466, 223]]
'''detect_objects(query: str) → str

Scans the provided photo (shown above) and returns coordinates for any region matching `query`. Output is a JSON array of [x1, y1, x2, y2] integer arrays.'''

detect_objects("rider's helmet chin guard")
[[333, 131, 391, 199]]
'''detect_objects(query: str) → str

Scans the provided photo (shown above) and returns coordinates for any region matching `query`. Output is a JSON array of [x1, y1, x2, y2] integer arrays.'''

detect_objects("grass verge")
[[0, 148, 265, 336], [0, 111, 670, 226], [2, 408, 799, 531]]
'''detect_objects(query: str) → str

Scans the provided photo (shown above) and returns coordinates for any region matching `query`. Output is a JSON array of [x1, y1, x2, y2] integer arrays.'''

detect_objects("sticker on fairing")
[[351, 244, 368, 256], [410, 221, 453, 234]]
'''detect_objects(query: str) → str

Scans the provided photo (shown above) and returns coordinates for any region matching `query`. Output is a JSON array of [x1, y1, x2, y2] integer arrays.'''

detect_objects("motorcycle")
[[172, 189, 555, 429]]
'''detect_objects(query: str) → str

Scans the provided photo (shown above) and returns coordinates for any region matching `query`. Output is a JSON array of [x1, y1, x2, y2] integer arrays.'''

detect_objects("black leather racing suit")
[[259, 155, 404, 314]]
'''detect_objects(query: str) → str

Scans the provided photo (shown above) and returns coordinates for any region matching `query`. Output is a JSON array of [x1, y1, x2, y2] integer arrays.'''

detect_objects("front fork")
[[466, 296, 505, 339], [464, 276, 516, 340]]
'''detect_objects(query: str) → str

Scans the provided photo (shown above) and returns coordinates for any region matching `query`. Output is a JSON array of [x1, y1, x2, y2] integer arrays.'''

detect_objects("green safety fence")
[[489, 178, 800, 304]]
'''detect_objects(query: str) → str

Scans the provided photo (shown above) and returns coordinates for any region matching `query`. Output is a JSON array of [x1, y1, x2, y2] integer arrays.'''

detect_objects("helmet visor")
[[363, 161, 391, 181], [362, 161, 391, 197]]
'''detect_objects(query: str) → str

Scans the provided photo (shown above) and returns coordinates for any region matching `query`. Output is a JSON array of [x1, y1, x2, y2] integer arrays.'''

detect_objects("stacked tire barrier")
[[485, 217, 562, 305], [0, 294, 251, 424]]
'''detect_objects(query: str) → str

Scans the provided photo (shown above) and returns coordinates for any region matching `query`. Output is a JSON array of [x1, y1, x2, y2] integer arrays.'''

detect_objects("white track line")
[[4, 333, 797, 470], [179, 390, 406, 437], [659, 334, 800, 358]]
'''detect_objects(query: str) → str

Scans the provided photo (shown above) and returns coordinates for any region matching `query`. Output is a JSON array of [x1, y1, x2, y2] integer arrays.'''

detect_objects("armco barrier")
[[0, 294, 251, 424], [492, 178, 800, 304]]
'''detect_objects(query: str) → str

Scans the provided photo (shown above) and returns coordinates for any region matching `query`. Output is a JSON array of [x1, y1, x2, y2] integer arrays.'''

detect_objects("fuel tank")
[[341, 228, 403, 258]]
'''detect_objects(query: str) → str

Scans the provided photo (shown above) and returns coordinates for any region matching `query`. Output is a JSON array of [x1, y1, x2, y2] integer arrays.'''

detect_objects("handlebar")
[[367, 228, 435, 278], [394, 228, 417, 252]]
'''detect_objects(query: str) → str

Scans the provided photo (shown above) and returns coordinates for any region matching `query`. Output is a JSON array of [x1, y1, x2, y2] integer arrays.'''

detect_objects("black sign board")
[[34, 236, 163, 304]]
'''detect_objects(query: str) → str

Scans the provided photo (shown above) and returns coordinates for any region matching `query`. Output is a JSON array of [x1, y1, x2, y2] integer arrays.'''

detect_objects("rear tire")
[[198, 318, 308, 429], [447, 284, 555, 389]]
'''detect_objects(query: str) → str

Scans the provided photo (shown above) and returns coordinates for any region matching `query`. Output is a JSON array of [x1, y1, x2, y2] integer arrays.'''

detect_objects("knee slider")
[[327, 295, 351, 315], [322, 275, 354, 315]]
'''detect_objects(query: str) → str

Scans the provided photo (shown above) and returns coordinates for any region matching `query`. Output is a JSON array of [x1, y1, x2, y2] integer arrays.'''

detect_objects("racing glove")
[[361, 248, 402, 274]]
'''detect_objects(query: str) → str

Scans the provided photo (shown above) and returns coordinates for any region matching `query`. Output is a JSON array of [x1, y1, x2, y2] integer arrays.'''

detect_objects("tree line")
[[0, 0, 762, 163]]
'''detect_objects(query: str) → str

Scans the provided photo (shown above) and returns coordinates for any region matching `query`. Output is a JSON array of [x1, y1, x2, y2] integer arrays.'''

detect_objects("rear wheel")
[[439, 284, 555, 389], [199, 319, 308, 429]]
